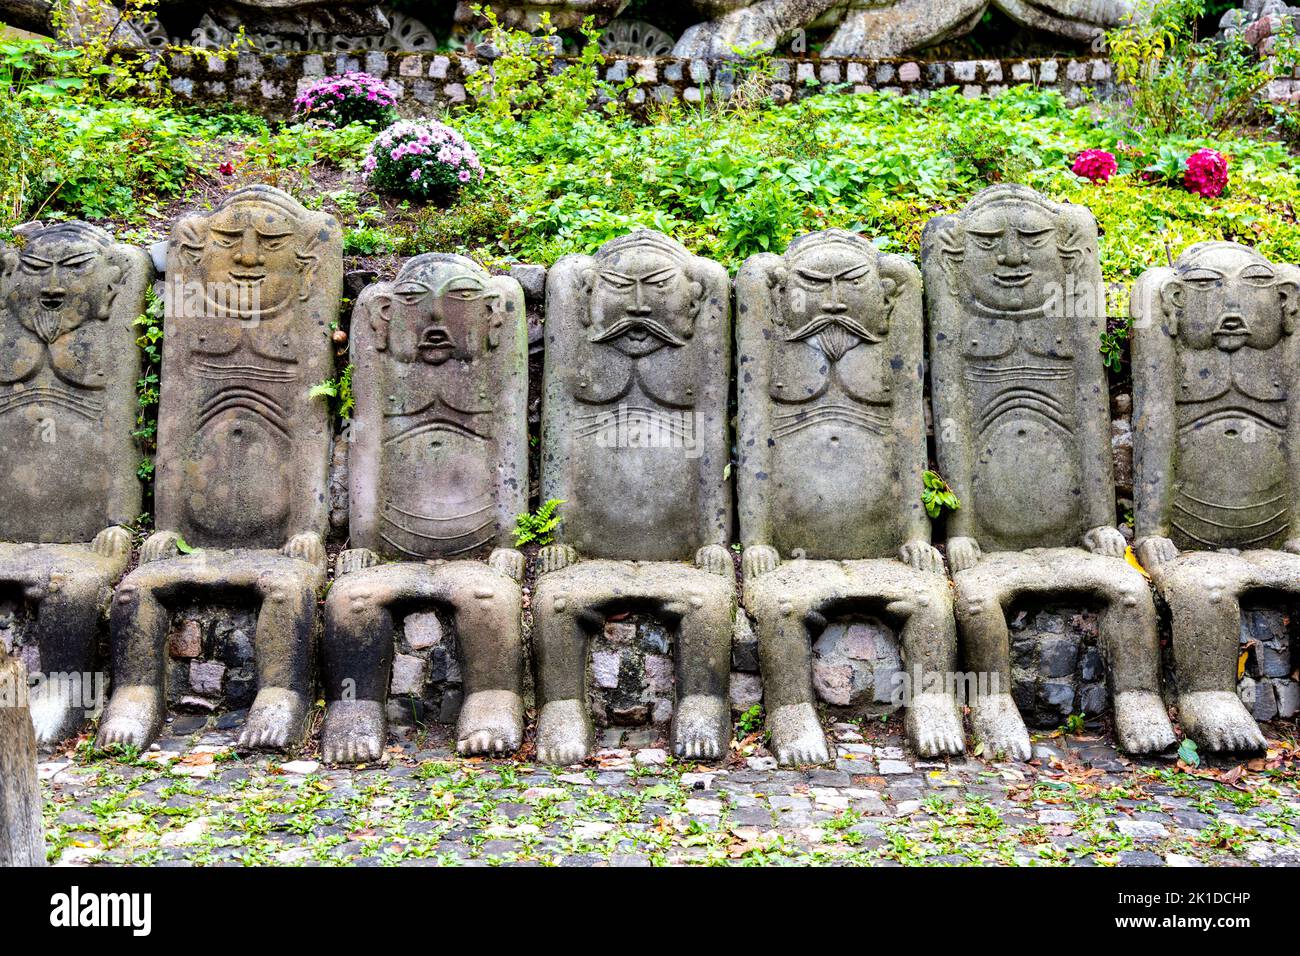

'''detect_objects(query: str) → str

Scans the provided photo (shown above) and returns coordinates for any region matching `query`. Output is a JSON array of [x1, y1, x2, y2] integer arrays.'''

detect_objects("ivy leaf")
[[1177, 738, 1200, 768], [174, 535, 195, 555]]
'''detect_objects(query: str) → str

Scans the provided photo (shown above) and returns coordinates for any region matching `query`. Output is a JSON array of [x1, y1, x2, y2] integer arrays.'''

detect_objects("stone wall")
[[164, 49, 1117, 118]]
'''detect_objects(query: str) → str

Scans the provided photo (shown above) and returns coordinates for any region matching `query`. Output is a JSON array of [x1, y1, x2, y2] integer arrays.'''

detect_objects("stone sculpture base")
[[746, 558, 963, 765], [954, 547, 1176, 760], [532, 560, 735, 765], [0, 656, 44, 866], [97, 549, 325, 753], [321, 558, 525, 764], [0, 542, 127, 745], [1150, 550, 1300, 754]]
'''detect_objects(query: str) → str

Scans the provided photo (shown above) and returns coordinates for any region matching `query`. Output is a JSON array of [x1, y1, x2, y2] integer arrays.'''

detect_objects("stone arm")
[[890, 261, 933, 552], [103, 246, 152, 534], [492, 275, 531, 554], [925, 292, 980, 569], [537, 255, 586, 555], [1073, 279, 1122, 542], [1129, 267, 1179, 567], [733, 254, 782, 571], [345, 284, 385, 561], [694, 257, 736, 555], [1282, 265, 1300, 554]]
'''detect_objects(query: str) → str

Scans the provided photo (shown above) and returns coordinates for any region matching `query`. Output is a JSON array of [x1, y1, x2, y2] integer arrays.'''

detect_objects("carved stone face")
[[1170, 246, 1291, 353], [588, 248, 695, 357], [384, 259, 499, 365], [783, 241, 888, 360], [4, 233, 112, 343], [963, 204, 1063, 313], [198, 200, 302, 319]]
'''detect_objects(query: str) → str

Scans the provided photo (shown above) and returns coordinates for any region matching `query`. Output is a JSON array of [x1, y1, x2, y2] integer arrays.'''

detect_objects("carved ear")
[[1157, 274, 1183, 338], [578, 265, 596, 327], [878, 253, 914, 324], [930, 218, 964, 289], [295, 232, 325, 301], [763, 260, 788, 326], [0, 244, 15, 294], [485, 277, 516, 351], [363, 288, 393, 352], [1279, 276, 1299, 336], [173, 215, 207, 270], [100, 245, 132, 321]]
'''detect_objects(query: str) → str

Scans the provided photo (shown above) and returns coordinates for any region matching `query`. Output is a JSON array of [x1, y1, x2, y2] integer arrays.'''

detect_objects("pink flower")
[[1071, 149, 1118, 184], [218, 161, 234, 177], [458, 169, 471, 183], [1184, 148, 1229, 199]]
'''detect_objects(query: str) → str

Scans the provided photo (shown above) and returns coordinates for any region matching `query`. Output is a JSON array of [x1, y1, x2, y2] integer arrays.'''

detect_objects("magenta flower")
[[293, 72, 397, 128], [1184, 148, 1229, 199], [1071, 149, 1118, 184], [365, 120, 484, 203]]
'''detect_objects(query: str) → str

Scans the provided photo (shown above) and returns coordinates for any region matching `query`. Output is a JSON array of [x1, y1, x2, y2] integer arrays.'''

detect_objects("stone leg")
[[239, 565, 320, 751], [954, 553, 1039, 761], [534, 561, 735, 766], [0, 544, 125, 746], [98, 551, 323, 752], [1153, 551, 1281, 753], [321, 561, 524, 764], [1072, 552, 1175, 755], [749, 570, 830, 767]]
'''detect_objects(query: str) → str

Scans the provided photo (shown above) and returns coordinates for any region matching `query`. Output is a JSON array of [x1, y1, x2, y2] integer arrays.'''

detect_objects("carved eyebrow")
[[59, 250, 99, 266], [638, 266, 679, 283], [210, 227, 244, 236], [966, 227, 1005, 237], [1017, 226, 1054, 236], [794, 266, 831, 281], [1182, 268, 1223, 280], [1240, 265, 1276, 278], [834, 262, 874, 280], [19, 253, 53, 267], [599, 269, 634, 283], [434, 275, 486, 295], [395, 281, 432, 295], [255, 228, 293, 239]]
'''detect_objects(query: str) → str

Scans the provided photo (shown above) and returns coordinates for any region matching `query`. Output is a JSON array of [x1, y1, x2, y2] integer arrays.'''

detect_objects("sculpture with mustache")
[[783, 311, 883, 361], [588, 314, 689, 348]]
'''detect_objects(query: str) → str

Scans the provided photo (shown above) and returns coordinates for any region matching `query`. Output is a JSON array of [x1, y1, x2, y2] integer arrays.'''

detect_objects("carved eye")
[[211, 232, 239, 249], [1019, 230, 1052, 248], [794, 270, 830, 288], [1240, 266, 1276, 287], [970, 234, 1000, 250], [18, 256, 51, 274], [840, 264, 873, 284], [59, 251, 98, 270], [600, 273, 635, 291], [1182, 269, 1221, 287], [395, 283, 430, 305], [260, 235, 290, 252]]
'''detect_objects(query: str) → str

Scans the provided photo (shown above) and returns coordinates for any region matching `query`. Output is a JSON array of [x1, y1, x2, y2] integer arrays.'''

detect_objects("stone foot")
[[536, 699, 594, 765], [768, 702, 830, 766], [1178, 691, 1266, 753], [322, 699, 385, 764], [456, 689, 524, 756], [1113, 690, 1176, 754], [906, 692, 966, 758], [28, 693, 85, 748], [239, 687, 308, 752], [672, 694, 729, 761], [96, 685, 163, 750], [971, 693, 1031, 761]]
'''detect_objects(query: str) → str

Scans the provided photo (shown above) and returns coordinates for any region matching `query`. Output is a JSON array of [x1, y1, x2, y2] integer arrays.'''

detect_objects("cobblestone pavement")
[[37, 713, 1300, 867]]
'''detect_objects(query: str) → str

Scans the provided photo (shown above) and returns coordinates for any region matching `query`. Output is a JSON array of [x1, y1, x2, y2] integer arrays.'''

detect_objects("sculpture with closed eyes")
[[97, 186, 341, 753], [924, 185, 1175, 760], [0, 223, 148, 743], [321, 254, 528, 763], [1133, 241, 1300, 752]]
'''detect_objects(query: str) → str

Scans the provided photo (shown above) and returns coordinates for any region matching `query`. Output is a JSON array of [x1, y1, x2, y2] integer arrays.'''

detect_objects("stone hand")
[[898, 539, 946, 576], [283, 532, 326, 567], [140, 530, 183, 563], [488, 547, 526, 583], [91, 525, 132, 558], [946, 536, 982, 573], [1082, 525, 1126, 558], [1135, 536, 1178, 570], [694, 544, 732, 576], [741, 545, 779, 584], [1284, 538, 1300, 556], [336, 548, 380, 576], [536, 544, 577, 575]]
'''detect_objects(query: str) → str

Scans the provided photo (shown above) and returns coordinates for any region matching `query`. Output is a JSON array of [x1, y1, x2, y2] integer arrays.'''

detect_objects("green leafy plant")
[[737, 704, 764, 735], [310, 364, 355, 419], [1063, 713, 1086, 735], [133, 287, 164, 482], [512, 498, 564, 546], [921, 470, 961, 519], [1100, 317, 1132, 373], [1177, 737, 1201, 767]]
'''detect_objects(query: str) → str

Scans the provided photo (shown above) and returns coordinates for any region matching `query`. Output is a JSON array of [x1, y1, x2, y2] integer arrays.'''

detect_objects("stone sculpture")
[[321, 254, 529, 763], [533, 230, 735, 764], [0, 222, 148, 744], [97, 185, 341, 752], [923, 184, 1175, 759], [1131, 241, 1300, 753], [736, 229, 963, 764], [0, 653, 44, 865]]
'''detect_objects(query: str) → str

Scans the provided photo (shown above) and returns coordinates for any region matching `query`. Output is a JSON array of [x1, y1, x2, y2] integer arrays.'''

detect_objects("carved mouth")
[[418, 328, 453, 356], [38, 293, 64, 311], [1213, 314, 1249, 348], [229, 272, 265, 286], [992, 271, 1033, 287]]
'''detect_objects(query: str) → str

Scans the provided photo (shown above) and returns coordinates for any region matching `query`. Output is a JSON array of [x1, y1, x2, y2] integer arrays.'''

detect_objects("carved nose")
[[626, 304, 652, 316], [822, 301, 848, 314]]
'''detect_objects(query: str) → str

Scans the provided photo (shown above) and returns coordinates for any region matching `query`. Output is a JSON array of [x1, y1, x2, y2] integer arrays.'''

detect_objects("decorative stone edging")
[[163, 49, 1117, 118]]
